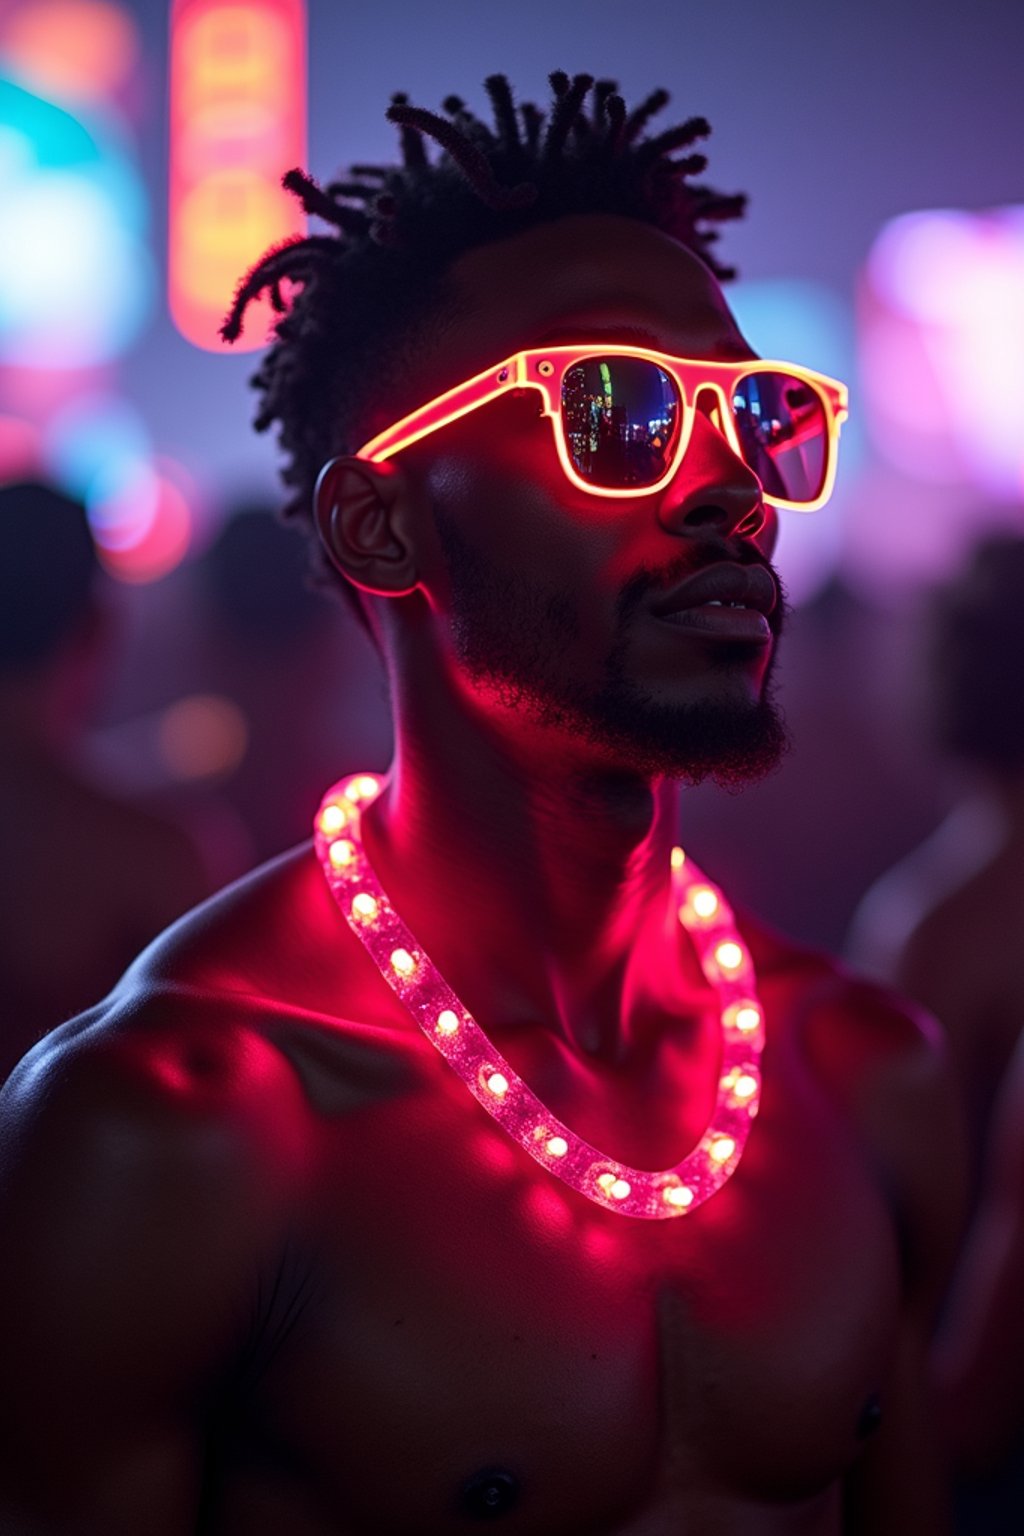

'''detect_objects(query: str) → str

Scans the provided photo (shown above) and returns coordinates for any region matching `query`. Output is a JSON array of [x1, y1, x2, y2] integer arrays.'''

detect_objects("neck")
[[360, 680, 691, 1061], [317, 756, 764, 1220]]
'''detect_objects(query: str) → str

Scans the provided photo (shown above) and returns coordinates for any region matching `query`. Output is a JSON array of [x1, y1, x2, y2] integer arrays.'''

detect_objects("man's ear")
[[313, 457, 421, 597]]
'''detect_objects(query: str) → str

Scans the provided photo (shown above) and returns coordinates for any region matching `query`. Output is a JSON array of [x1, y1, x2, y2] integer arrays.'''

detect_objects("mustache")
[[615, 545, 788, 632]]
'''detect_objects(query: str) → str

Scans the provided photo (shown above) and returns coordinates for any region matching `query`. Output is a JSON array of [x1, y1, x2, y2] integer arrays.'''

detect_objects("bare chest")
[[213, 1051, 901, 1534]]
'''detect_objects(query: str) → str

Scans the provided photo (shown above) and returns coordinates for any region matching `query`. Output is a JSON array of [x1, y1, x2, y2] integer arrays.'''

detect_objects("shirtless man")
[[0, 74, 963, 1533]]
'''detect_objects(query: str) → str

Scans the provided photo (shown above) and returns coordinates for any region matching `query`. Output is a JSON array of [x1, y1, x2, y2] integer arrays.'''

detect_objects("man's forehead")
[[531, 320, 752, 359], [442, 213, 751, 364]]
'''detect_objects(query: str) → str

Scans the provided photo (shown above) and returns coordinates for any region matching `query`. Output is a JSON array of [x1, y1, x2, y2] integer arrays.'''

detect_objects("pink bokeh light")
[[862, 205, 1024, 499]]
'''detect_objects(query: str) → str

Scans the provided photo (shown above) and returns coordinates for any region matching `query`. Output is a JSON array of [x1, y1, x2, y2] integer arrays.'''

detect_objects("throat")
[[370, 735, 681, 993], [502, 1002, 721, 1170]]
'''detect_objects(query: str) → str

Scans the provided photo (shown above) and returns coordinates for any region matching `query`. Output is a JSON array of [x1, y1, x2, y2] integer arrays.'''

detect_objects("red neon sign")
[[168, 0, 306, 353]]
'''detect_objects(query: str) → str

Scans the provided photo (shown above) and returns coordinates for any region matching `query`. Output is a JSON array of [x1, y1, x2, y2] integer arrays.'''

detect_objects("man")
[[0, 73, 963, 1532]]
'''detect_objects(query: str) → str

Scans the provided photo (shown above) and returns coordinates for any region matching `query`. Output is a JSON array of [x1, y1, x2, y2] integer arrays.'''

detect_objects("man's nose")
[[659, 404, 766, 541]]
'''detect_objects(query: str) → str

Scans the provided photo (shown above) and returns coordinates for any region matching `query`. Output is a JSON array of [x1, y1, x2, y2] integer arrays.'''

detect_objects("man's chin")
[[513, 682, 790, 789], [595, 699, 789, 789]]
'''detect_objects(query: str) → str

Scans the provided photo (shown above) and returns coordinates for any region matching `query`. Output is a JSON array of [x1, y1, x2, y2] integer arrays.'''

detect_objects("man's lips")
[[649, 560, 778, 643], [650, 561, 778, 618]]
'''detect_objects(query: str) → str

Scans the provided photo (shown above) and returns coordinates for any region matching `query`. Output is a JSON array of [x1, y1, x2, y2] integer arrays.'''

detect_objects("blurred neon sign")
[[0, 1, 140, 108], [168, 0, 307, 353]]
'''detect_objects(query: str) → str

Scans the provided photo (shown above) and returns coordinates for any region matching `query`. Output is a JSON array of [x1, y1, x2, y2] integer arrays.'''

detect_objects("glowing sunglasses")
[[357, 345, 849, 513]]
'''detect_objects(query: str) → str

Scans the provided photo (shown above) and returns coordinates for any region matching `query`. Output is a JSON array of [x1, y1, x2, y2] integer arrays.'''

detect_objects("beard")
[[434, 509, 790, 789]]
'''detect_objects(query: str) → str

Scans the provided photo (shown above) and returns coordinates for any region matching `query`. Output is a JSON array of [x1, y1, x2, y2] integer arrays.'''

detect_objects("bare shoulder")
[[745, 908, 950, 1087], [0, 863, 338, 1529], [127, 838, 345, 1002], [747, 914, 967, 1308], [0, 846, 340, 1263], [0, 979, 313, 1274], [0, 837, 402, 1214]]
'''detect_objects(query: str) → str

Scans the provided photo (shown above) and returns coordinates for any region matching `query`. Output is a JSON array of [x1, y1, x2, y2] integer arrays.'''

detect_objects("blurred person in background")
[[0, 479, 209, 1079], [193, 500, 386, 863], [847, 534, 1024, 1193], [848, 533, 1024, 1527], [933, 1027, 1024, 1528], [0, 76, 963, 1534]]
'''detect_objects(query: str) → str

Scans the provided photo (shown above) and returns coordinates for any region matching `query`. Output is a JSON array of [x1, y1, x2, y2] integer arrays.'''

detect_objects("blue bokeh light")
[[0, 78, 154, 367]]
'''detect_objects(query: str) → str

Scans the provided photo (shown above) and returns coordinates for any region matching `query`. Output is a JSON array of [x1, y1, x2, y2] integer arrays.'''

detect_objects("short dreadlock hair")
[[223, 70, 746, 618]]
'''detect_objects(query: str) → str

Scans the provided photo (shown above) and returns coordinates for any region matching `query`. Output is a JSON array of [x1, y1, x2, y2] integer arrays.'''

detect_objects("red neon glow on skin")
[[355, 344, 848, 514], [315, 774, 765, 1220]]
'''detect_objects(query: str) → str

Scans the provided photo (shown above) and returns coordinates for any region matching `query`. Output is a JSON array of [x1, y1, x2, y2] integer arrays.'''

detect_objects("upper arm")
[[0, 1001, 304, 1533]]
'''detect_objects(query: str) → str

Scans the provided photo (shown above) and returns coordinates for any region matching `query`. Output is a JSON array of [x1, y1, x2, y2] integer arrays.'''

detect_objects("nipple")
[[856, 1392, 883, 1440], [459, 1468, 521, 1519]]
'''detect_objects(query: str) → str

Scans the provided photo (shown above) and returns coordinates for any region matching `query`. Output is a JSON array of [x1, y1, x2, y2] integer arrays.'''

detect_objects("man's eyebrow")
[[531, 322, 754, 358]]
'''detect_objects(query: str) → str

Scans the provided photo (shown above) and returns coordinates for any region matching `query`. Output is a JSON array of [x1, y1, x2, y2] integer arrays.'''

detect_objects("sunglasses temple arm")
[[357, 356, 527, 462]]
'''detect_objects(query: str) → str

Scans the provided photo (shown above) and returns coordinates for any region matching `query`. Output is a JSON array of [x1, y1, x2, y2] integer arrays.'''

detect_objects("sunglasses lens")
[[562, 358, 680, 487], [731, 372, 829, 505]]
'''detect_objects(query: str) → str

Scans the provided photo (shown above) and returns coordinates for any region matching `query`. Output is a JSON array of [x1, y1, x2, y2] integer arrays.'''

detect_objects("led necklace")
[[315, 775, 764, 1220]]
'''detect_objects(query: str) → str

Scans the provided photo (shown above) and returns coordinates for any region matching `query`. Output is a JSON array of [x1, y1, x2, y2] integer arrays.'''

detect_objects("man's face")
[[395, 214, 788, 786]]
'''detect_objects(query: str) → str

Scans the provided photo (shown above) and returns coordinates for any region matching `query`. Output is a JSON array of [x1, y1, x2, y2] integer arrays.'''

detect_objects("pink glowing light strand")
[[315, 775, 765, 1220]]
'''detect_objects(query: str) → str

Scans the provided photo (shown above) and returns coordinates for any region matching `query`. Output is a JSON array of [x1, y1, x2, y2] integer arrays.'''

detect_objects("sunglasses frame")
[[356, 344, 849, 514]]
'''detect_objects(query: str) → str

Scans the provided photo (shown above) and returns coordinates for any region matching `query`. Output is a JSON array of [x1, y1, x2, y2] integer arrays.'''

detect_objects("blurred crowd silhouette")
[[849, 536, 1024, 1530], [2, 475, 1023, 1529], [0, 480, 208, 1076], [0, 481, 391, 1075]]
